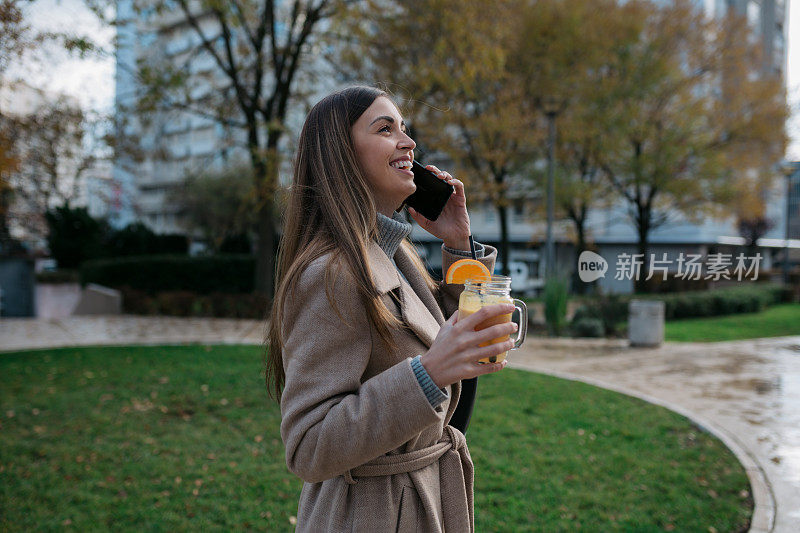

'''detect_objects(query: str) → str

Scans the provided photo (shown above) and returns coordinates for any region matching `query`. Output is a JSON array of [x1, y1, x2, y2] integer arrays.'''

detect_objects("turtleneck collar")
[[376, 211, 412, 261]]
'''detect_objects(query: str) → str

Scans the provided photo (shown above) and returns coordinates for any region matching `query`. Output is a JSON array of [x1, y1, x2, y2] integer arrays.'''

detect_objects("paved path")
[[2, 316, 798, 532], [0, 316, 265, 351]]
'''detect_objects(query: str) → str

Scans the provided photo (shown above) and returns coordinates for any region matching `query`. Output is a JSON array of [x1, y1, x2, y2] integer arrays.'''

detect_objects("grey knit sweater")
[[375, 212, 485, 408]]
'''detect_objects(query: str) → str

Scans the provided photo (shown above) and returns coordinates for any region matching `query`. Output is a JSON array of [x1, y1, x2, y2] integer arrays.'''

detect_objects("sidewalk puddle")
[[721, 377, 781, 395]]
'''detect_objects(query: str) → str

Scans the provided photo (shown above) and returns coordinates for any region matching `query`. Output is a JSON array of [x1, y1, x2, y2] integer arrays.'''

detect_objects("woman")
[[267, 86, 517, 532]]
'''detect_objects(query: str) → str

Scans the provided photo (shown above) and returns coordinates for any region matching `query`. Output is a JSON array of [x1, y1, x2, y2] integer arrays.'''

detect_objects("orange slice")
[[445, 259, 491, 284]]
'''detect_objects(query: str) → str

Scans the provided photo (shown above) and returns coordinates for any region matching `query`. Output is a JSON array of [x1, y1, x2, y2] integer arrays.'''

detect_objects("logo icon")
[[578, 251, 608, 282]]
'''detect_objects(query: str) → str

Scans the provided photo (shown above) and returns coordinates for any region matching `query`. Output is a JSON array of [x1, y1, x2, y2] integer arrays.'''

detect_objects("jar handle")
[[511, 299, 528, 349]]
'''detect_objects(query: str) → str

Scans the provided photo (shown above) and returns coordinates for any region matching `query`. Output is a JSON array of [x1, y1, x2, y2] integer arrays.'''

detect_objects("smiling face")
[[351, 96, 417, 215]]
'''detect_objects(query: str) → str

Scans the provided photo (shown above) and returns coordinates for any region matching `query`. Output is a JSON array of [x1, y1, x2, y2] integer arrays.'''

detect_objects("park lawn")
[[665, 303, 800, 342], [1, 345, 751, 532]]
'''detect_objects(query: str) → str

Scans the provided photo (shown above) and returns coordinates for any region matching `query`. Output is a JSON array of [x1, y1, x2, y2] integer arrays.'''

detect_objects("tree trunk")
[[252, 134, 280, 301], [497, 203, 510, 277], [634, 207, 651, 293], [573, 210, 588, 294], [0, 197, 11, 243]]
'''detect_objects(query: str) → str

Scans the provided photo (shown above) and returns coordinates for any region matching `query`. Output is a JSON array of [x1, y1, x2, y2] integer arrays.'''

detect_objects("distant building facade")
[[784, 162, 800, 240], [718, 0, 788, 77]]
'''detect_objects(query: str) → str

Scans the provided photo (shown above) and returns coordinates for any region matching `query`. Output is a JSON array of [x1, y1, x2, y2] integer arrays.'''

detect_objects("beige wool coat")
[[279, 239, 497, 532]]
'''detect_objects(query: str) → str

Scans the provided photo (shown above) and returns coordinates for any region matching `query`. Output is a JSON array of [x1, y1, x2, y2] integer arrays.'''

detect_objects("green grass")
[[665, 303, 800, 342], [1, 345, 751, 531]]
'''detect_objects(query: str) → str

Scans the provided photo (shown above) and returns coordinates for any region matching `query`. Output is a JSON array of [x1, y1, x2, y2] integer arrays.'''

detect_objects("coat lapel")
[[394, 245, 446, 327], [367, 241, 443, 349]]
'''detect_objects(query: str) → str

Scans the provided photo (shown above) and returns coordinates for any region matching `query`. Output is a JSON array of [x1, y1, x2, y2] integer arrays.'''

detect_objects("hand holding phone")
[[403, 161, 455, 221]]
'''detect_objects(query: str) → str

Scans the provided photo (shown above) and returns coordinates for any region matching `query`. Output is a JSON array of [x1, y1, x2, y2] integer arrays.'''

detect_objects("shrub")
[[571, 293, 627, 337], [544, 277, 569, 336], [80, 255, 254, 294], [572, 283, 784, 337], [570, 317, 605, 338], [219, 233, 252, 254], [35, 269, 79, 284], [105, 222, 188, 256], [45, 207, 189, 269], [45, 204, 109, 269], [663, 284, 783, 319]]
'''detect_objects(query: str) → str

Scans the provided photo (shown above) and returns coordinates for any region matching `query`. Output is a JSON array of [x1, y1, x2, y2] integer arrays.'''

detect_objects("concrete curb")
[[508, 361, 775, 533]]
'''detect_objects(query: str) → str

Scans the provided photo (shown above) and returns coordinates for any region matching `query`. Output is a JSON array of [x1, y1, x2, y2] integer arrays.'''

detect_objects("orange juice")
[[458, 290, 513, 363]]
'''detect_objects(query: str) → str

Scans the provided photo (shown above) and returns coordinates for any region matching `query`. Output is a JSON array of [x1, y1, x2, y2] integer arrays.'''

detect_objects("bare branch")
[[210, 3, 253, 111], [230, 0, 258, 49], [175, 0, 237, 83]]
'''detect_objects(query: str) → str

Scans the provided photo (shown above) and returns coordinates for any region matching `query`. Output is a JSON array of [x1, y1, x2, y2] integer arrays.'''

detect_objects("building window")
[[747, 1, 761, 35]]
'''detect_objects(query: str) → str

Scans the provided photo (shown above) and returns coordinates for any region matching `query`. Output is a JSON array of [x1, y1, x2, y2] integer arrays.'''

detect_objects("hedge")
[[36, 269, 80, 284], [80, 254, 254, 294], [120, 288, 269, 319], [571, 283, 787, 336]]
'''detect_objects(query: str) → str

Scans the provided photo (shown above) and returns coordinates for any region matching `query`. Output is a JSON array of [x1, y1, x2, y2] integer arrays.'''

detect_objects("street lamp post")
[[542, 96, 561, 280], [545, 110, 556, 279], [780, 162, 796, 285]]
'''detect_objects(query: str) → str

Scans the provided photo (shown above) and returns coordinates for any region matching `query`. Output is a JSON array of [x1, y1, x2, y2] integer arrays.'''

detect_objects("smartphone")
[[403, 160, 455, 221]]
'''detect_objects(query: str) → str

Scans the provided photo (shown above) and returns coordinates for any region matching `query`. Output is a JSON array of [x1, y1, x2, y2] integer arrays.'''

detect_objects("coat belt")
[[343, 425, 474, 532]]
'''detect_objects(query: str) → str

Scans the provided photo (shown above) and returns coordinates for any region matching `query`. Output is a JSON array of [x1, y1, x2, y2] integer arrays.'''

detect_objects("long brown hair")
[[266, 86, 437, 401]]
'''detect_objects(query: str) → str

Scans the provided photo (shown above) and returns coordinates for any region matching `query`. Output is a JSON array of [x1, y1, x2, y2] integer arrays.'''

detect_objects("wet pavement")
[[1, 317, 798, 532]]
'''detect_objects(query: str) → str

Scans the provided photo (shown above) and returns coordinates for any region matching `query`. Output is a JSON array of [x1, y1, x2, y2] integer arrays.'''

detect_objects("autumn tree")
[[169, 164, 258, 252], [92, 0, 351, 299], [596, 0, 788, 292], [512, 0, 647, 286], [0, 0, 29, 248], [0, 127, 18, 247], [737, 216, 774, 251], [0, 0, 31, 74], [1, 1, 107, 251], [335, 0, 537, 276], [3, 98, 109, 245]]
